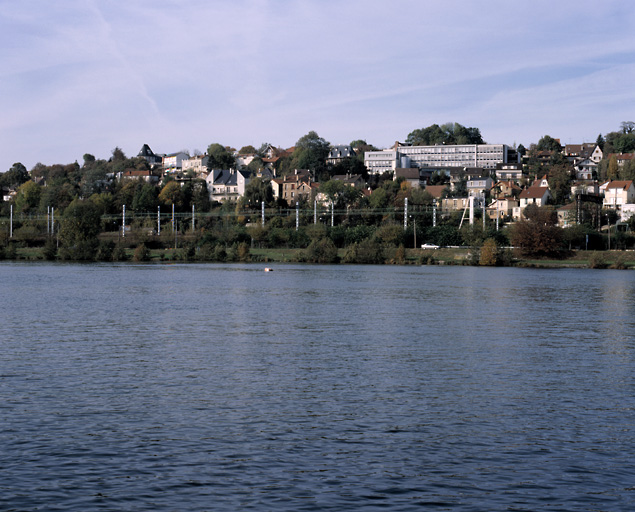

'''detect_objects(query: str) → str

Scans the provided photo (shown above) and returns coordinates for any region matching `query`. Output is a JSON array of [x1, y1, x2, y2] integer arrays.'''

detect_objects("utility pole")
[[157, 206, 161, 235], [122, 204, 126, 238], [404, 197, 408, 230], [296, 201, 299, 231], [261, 201, 265, 227], [192, 204, 195, 232]]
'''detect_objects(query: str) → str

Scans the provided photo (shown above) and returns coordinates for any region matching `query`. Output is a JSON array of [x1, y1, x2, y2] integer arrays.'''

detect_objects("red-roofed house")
[[600, 180, 635, 209]]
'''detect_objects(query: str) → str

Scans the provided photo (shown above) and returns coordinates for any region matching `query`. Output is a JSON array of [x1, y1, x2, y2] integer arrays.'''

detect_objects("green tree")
[[242, 177, 273, 208], [535, 135, 562, 152], [547, 164, 573, 204], [292, 131, 330, 173], [238, 145, 257, 154], [406, 122, 483, 146], [207, 143, 236, 170], [0, 162, 30, 189], [132, 182, 159, 212], [58, 199, 102, 260], [14, 181, 42, 212]]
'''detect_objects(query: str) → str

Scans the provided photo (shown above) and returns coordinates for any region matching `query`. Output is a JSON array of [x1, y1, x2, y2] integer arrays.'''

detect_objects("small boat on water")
[[264, 267, 273, 272]]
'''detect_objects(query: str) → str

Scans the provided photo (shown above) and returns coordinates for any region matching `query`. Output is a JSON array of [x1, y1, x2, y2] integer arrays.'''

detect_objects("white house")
[[163, 152, 189, 170], [601, 180, 635, 210]]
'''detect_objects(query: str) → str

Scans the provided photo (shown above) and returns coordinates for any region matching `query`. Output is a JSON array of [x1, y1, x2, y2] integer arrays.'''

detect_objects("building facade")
[[364, 143, 515, 174]]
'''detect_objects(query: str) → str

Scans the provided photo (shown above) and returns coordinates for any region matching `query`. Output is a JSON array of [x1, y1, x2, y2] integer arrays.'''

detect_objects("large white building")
[[364, 143, 516, 174]]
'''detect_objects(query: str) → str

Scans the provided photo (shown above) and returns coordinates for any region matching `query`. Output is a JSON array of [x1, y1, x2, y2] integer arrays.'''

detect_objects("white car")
[[421, 243, 440, 250]]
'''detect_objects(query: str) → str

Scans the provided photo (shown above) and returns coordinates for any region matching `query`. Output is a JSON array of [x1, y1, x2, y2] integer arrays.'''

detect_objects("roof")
[[328, 145, 355, 159], [424, 185, 447, 198], [605, 180, 634, 190], [395, 168, 420, 180], [519, 186, 550, 199]]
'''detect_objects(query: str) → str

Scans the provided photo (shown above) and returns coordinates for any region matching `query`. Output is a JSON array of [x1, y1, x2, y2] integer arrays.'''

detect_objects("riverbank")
[[5, 245, 635, 269]]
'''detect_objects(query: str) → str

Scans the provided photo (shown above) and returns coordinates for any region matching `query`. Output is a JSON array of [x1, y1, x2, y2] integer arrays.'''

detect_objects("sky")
[[1, 0, 634, 172]]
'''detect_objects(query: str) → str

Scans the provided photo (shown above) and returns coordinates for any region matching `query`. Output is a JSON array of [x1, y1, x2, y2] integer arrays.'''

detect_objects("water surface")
[[1, 262, 635, 510]]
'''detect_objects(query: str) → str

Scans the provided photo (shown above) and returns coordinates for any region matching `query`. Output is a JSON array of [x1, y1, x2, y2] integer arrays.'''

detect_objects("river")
[[1, 262, 634, 511]]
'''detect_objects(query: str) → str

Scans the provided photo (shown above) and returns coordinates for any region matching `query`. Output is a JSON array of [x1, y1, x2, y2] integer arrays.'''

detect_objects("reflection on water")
[[1, 262, 635, 511]]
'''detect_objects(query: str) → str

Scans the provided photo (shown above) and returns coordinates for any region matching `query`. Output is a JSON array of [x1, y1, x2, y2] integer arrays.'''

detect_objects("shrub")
[[302, 237, 338, 263], [479, 238, 499, 266], [133, 244, 151, 262], [588, 251, 608, 269]]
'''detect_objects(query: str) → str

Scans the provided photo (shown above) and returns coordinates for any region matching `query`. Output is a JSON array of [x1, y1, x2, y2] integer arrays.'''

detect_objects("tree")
[[320, 179, 346, 205], [620, 121, 635, 134], [479, 238, 499, 266], [58, 199, 102, 260], [535, 135, 562, 152], [406, 122, 483, 146], [547, 164, 573, 204], [158, 181, 186, 211], [510, 204, 564, 258], [238, 145, 257, 155], [0, 162, 30, 189], [608, 155, 619, 180], [596, 134, 605, 150], [207, 143, 236, 170], [242, 177, 273, 208], [292, 131, 330, 172], [132, 182, 159, 212], [14, 181, 41, 212]]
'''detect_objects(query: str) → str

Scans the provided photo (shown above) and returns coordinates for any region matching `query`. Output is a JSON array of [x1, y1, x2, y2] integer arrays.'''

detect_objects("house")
[[163, 152, 189, 170], [516, 178, 553, 220], [440, 197, 470, 212], [574, 158, 597, 180], [395, 168, 424, 188], [262, 146, 295, 170], [326, 145, 356, 166], [423, 185, 448, 200], [571, 181, 600, 197], [332, 174, 365, 188], [564, 143, 601, 162], [137, 144, 163, 167], [600, 180, 635, 210], [235, 153, 256, 169], [449, 167, 484, 191], [119, 169, 160, 184], [182, 154, 209, 176], [611, 153, 635, 168], [487, 197, 519, 220], [271, 171, 312, 205], [466, 176, 493, 201], [495, 162, 523, 182], [556, 202, 577, 227], [519, 186, 552, 209], [205, 169, 251, 202], [490, 180, 521, 199]]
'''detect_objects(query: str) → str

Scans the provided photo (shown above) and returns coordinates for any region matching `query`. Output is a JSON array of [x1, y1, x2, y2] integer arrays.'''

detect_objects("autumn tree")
[[510, 204, 564, 258]]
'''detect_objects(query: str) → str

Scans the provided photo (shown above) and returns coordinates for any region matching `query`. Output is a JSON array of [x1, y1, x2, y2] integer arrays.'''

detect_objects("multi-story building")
[[364, 143, 516, 174], [182, 154, 209, 176]]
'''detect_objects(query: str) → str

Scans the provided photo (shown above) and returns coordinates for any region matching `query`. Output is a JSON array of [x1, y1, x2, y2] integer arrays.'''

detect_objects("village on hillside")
[[1, 123, 635, 263]]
